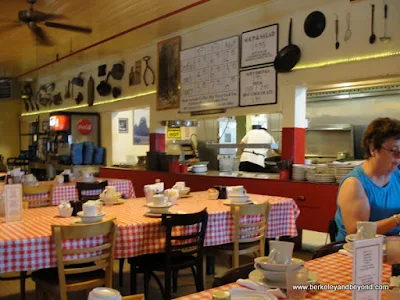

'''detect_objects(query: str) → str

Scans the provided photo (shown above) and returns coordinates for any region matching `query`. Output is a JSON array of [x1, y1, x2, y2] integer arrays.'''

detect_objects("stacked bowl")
[[292, 164, 307, 181]]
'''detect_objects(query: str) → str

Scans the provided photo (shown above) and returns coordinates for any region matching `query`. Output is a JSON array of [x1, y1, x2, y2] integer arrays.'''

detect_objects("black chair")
[[128, 209, 209, 300], [212, 263, 255, 288], [328, 218, 338, 243], [312, 241, 345, 259], [76, 181, 108, 202]]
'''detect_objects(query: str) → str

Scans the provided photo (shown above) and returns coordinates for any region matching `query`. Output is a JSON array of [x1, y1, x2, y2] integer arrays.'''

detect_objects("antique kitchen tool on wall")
[[304, 11, 326, 38], [87, 76, 95, 106], [143, 56, 155, 86], [380, 4, 391, 44], [64, 80, 71, 99], [344, 12, 352, 42], [72, 72, 84, 87], [129, 66, 134, 86], [98, 64, 107, 77], [53, 93, 62, 105], [112, 87, 121, 99], [111, 61, 125, 80], [274, 18, 301, 72], [369, 4, 376, 44], [335, 15, 340, 49], [75, 92, 83, 104], [134, 60, 142, 85], [96, 72, 112, 96]]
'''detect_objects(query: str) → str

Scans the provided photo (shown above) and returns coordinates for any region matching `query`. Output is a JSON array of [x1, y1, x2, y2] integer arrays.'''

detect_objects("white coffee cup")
[[55, 175, 64, 184], [175, 181, 186, 190], [231, 185, 247, 196], [356, 221, 377, 240], [105, 186, 116, 194], [83, 201, 97, 216], [152, 194, 167, 207], [268, 241, 294, 264], [88, 287, 122, 300]]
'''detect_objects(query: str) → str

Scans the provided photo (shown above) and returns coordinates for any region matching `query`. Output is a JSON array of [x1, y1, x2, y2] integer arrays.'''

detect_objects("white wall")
[[111, 109, 149, 165]]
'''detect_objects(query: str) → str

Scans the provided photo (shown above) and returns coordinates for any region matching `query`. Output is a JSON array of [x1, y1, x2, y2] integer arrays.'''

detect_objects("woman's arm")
[[338, 177, 399, 234]]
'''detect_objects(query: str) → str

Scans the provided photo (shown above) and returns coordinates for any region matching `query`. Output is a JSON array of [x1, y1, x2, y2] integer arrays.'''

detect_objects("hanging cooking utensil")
[[46, 83, 56, 93], [112, 87, 121, 98], [274, 18, 301, 73], [335, 15, 340, 50], [142, 56, 155, 86], [111, 61, 125, 80], [96, 72, 112, 96], [87, 76, 95, 106], [72, 72, 84, 87], [23, 98, 29, 112], [134, 60, 142, 85], [34, 99, 40, 111], [344, 12, 352, 42], [28, 97, 35, 111], [380, 4, 391, 44], [129, 66, 134, 86], [64, 80, 71, 99], [75, 92, 84, 104], [53, 93, 62, 106], [369, 4, 376, 44], [304, 11, 326, 38], [98, 64, 107, 77]]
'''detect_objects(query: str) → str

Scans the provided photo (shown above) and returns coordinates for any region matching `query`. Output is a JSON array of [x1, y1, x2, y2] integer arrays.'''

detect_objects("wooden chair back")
[[76, 181, 108, 202], [52, 219, 116, 300], [22, 184, 53, 208], [230, 202, 270, 267]]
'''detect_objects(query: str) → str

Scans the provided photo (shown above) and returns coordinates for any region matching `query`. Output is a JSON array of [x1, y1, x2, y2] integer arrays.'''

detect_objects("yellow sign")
[[167, 128, 181, 139]]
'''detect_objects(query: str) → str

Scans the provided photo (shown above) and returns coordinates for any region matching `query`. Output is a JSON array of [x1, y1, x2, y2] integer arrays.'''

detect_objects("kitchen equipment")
[[143, 56, 155, 86], [97, 72, 111, 96], [87, 76, 95, 106], [369, 4, 376, 44], [53, 93, 62, 105], [336, 151, 349, 160], [380, 4, 391, 44], [112, 87, 121, 98], [72, 73, 84, 87], [304, 11, 326, 38], [75, 92, 83, 104], [129, 66, 134, 86], [274, 18, 301, 73], [64, 80, 71, 99], [335, 15, 340, 49], [344, 12, 352, 41], [98, 64, 107, 77], [111, 61, 125, 80], [134, 60, 142, 85], [46, 83, 55, 93]]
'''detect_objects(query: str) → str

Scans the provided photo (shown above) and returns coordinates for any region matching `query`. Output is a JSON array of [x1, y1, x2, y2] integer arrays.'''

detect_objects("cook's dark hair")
[[362, 117, 400, 158]]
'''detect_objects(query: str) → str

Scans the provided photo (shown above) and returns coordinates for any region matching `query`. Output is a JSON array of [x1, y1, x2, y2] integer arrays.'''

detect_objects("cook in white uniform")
[[239, 126, 280, 172]]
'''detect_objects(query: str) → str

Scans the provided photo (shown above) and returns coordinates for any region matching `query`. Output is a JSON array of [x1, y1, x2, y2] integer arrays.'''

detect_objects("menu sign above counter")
[[241, 24, 279, 68], [180, 36, 239, 113]]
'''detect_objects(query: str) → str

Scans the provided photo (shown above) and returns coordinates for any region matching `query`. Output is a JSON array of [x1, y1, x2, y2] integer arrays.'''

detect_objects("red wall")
[[100, 168, 339, 233]]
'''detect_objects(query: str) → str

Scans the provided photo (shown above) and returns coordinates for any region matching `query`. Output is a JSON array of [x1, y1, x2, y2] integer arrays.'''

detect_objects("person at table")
[[335, 117, 400, 241], [238, 125, 280, 173]]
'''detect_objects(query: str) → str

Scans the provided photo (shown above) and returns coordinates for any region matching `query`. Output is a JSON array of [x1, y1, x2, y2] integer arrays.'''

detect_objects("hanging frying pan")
[[304, 11, 326, 38], [274, 18, 301, 73], [96, 72, 111, 96]]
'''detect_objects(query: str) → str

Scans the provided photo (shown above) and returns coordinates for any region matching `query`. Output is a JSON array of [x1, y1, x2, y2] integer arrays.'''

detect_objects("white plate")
[[248, 269, 317, 289], [146, 202, 172, 208], [100, 198, 125, 205], [180, 193, 192, 198], [254, 257, 304, 272], [345, 234, 385, 243], [223, 199, 253, 206], [144, 210, 186, 218], [77, 212, 105, 223]]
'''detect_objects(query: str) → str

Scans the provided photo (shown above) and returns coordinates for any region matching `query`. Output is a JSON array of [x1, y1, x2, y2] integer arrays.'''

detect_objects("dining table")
[[24, 178, 135, 206], [0, 191, 299, 274], [175, 252, 393, 299]]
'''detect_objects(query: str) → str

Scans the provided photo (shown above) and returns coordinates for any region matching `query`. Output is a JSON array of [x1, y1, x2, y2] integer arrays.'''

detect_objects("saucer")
[[223, 199, 253, 206], [77, 212, 105, 223], [146, 202, 172, 208], [180, 193, 192, 198], [100, 198, 125, 205], [249, 269, 317, 289], [144, 210, 186, 218], [345, 234, 385, 243], [254, 257, 304, 272]]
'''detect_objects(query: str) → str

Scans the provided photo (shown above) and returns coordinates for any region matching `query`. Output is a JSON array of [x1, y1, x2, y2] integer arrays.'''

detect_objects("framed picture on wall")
[[133, 109, 150, 145], [157, 36, 181, 111], [118, 118, 128, 133]]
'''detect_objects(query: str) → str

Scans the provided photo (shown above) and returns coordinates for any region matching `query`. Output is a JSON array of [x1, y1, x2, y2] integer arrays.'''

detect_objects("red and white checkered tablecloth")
[[24, 178, 135, 206], [0, 192, 298, 273], [175, 253, 392, 300]]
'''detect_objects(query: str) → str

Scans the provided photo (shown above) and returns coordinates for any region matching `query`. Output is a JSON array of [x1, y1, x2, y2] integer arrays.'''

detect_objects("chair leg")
[[190, 266, 201, 292], [119, 258, 125, 287], [197, 261, 205, 291], [35, 285, 44, 300], [150, 272, 165, 297], [144, 270, 151, 299], [164, 270, 172, 300], [20, 271, 27, 300], [172, 270, 178, 293], [129, 263, 137, 295], [202, 256, 207, 290]]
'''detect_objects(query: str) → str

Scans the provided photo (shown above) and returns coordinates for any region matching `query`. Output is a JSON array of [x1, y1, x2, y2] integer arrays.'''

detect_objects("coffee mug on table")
[[268, 241, 294, 264], [152, 194, 166, 206], [231, 185, 247, 196], [356, 221, 377, 239], [83, 201, 97, 216]]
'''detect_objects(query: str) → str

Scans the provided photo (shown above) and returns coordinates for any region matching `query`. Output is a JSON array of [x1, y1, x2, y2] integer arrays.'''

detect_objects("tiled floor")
[[0, 250, 314, 300]]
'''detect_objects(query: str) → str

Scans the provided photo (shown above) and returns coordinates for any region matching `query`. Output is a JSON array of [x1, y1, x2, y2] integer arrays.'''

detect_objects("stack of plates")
[[292, 164, 307, 181], [305, 164, 335, 183], [333, 164, 356, 183]]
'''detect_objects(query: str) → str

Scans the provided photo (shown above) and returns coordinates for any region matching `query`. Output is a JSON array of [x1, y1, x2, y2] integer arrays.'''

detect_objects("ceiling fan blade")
[[30, 25, 53, 46], [33, 11, 65, 22], [44, 22, 92, 34], [0, 21, 23, 31]]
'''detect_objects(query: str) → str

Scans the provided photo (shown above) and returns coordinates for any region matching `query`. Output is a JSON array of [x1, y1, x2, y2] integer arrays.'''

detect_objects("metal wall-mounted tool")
[[134, 60, 141, 85]]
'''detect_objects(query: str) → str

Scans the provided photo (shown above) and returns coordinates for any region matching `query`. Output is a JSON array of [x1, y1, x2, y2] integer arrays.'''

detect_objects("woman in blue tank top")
[[335, 117, 400, 241]]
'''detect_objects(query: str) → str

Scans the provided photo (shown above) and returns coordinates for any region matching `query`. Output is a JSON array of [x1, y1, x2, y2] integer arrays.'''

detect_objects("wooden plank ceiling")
[[0, 0, 267, 78]]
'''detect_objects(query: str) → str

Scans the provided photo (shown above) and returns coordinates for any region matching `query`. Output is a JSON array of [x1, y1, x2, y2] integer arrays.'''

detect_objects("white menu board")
[[241, 24, 279, 68], [4, 184, 23, 222], [180, 36, 239, 113], [240, 66, 277, 107]]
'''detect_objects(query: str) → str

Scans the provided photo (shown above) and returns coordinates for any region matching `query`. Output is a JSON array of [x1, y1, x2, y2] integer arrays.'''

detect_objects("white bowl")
[[58, 207, 73, 218], [77, 211, 105, 223], [254, 256, 304, 272], [228, 194, 250, 203], [179, 187, 190, 196], [88, 287, 121, 300], [208, 192, 219, 200], [146, 202, 172, 214], [254, 265, 286, 282]]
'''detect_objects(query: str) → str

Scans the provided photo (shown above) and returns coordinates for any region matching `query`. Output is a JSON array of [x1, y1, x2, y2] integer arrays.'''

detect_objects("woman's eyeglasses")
[[381, 146, 400, 158]]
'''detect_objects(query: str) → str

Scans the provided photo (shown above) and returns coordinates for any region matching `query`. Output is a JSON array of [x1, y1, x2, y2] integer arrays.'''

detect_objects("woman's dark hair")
[[362, 117, 400, 158]]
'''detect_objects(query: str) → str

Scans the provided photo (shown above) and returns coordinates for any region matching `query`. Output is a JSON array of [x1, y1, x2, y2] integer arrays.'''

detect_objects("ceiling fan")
[[1, 0, 92, 46]]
